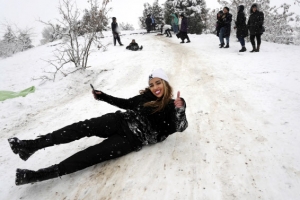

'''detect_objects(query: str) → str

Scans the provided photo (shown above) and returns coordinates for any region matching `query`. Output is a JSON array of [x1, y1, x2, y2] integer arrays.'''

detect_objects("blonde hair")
[[140, 80, 173, 113]]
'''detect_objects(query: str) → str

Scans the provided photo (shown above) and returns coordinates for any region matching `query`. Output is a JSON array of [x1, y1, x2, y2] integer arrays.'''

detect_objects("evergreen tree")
[[139, 0, 164, 29], [152, 0, 164, 25], [139, 3, 152, 28], [164, 0, 208, 34]]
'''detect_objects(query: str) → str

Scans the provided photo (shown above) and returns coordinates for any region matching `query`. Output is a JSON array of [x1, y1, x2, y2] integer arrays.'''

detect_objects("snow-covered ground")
[[1, 31, 300, 200]]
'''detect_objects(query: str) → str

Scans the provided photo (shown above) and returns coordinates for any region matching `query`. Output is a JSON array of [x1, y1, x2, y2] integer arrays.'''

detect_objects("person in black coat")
[[247, 3, 264, 52], [145, 14, 152, 33], [8, 68, 188, 185], [219, 7, 232, 48], [216, 11, 223, 46], [179, 13, 191, 43], [111, 17, 123, 46], [234, 5, 248, 52], [126, 39, 143, 51]]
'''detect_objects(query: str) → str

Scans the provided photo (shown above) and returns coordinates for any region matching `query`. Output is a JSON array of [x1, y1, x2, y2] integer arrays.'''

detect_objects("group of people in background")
[[217, 3, 264, 53], [111, 11, 195, 50], [146, 14, 156, 33], [161, 13, 190, 43]]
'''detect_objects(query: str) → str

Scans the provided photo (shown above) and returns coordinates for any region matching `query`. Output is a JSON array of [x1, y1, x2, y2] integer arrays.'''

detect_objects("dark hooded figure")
[[247, 3, 264, 52], [234, 5, 248, 52], [111, 17, 123, 46], [219, 7, 232, 48], [126, 39, 143, 51], [179, 13, 191, 43], [145, 14, 152, 33]]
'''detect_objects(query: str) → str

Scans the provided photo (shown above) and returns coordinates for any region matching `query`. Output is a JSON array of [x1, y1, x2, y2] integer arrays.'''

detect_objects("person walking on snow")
[[126, 39, 143, 51], [247, 3, 264, 52], [8, 69, 188, 186], [171, 13, 179, 34], [111, 17, 123, 46], [161, 23, 172, 37], [146, 14, 152, 33], [234, 5, 248, 52], [219, 7, 232, 48], [179, 13, 190, 43]]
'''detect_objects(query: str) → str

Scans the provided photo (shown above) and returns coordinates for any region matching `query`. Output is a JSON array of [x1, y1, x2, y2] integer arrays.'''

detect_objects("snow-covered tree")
[[40, 24, 65, 44], [39, 0, 110, 81], [119, 22, 135, 31], [17, 30, 34, 51], [164, 0, 208, 34], [80, 4, 109, 35], [0, 26, 34, 57], [139, 0, 164, 29]]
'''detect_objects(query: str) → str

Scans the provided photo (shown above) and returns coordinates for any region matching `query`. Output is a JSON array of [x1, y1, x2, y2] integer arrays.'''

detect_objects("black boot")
[[16, 165, 60, 186], [250, 45, 256, 53], [8, 134, 54, 161], [186, 40, 190, 43], [239, 47, 247, 52], [224, 43, 229, 48], [256, 45, 260, 52], [219, 43, 225, 48], [180, 41, 185, 44], [140, 45, 143, 50]]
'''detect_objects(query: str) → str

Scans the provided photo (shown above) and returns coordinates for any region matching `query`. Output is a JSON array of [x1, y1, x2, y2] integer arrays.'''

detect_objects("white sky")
[[1, 0, 299, 45]]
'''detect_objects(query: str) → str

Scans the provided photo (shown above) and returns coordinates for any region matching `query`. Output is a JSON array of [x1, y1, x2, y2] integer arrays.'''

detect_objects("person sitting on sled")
[[8, 68, 188, 186], [126, 39, 143, 51]]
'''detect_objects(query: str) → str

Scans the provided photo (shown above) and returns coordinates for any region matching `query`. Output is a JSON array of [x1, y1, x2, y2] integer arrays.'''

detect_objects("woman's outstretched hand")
[[174, 91, 184, 108], [92, 90, 102, 100]]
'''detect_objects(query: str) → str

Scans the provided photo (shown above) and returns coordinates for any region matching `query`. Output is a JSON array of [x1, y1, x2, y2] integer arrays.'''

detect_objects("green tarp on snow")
[[0, 86, 35, 101]]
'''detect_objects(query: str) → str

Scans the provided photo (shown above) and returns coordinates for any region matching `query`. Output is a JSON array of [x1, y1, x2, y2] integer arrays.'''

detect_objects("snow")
[[1, 31, 300, 199]]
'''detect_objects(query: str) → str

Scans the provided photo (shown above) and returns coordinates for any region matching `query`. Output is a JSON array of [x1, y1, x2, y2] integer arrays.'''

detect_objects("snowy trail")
[[1, 32, 300, 200]]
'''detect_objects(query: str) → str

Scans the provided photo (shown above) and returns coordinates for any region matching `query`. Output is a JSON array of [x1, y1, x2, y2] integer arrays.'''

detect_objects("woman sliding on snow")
[[126, 39, 143, 51], [8, 68, 188, 185]]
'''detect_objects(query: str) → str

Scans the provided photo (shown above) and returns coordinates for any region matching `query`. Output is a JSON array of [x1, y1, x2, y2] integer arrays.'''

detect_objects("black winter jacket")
[[146, 17, 152, 26], [216, 15, 223, 37], [111, 22, 119, 34], [247, 5, 264, 35], [97, 90, 188, 146], [126, 42, 139, 50], [235, 6, 248, 38], [221, 13, 232, 38]]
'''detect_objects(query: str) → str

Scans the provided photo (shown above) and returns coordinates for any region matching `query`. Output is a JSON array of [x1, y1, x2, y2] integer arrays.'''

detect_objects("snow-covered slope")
[[1, 31, 300, 200]]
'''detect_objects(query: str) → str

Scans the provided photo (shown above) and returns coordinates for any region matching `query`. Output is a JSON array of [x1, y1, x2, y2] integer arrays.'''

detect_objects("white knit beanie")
[[149, 68, 169, 83]]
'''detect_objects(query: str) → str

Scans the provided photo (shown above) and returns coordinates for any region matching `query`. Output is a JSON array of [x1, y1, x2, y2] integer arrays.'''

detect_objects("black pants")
[[250, 34, 261, 46], [181, 32, 190, 42], [165, 29, 172, 37], [49, 113, 141, 175], [113, 33, 122, 46]]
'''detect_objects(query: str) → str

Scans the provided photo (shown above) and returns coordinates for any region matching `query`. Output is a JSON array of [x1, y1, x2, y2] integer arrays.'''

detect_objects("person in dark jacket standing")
[[111, 17, 123, 46], [179, 13, 191, 43], [8, 68, 188, 185], [146, 14, 152, 33], [126, 39, 143, 51], [216, 11, 223, 47], [151, 15, 156, 31], [234, 5, 248, 52], [219, 7, 232, 48], [247, 3, 264, 52]]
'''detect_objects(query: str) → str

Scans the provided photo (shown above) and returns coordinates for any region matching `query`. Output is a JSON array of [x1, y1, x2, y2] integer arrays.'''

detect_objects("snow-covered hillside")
[[1, 31, 300, 200]]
